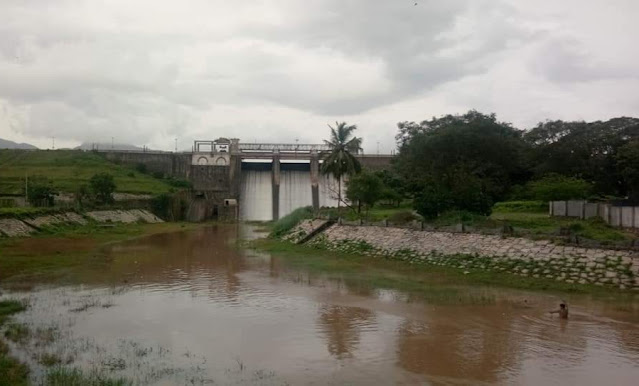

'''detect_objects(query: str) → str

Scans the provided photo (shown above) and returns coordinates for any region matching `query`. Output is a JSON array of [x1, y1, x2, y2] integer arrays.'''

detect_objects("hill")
[[74, 142, 145, 151], [0, 149, 174, 195], [0, 138, 37, 150]]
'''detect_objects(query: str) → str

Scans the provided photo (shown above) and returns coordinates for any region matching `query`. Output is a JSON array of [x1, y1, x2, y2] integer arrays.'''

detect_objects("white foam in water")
[[240, 169, 273, 221]]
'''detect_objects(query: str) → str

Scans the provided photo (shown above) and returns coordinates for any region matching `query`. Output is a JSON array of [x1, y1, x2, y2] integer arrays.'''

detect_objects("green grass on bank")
[[0, 300, 29, 386], [0, 149, 173, 195]]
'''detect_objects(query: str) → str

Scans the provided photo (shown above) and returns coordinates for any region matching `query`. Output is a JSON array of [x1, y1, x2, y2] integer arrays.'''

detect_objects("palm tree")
[[321, 122, 363, 212]]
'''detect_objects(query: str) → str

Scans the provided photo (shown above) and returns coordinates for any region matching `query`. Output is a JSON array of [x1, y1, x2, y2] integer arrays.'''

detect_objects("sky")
[[0, 0, 638, 152]]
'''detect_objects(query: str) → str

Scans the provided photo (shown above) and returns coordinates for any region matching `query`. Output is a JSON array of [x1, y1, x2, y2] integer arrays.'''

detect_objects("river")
[[2, 225, 639, 385]]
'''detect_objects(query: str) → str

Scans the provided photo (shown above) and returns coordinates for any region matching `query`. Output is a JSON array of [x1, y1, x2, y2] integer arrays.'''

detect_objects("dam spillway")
[[239, 160, 341, 221]]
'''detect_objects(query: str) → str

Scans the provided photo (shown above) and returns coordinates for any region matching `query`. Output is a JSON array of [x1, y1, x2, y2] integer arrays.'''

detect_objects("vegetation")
[[26, 176, 58, 206], [270, 206, 314, 238], [345, 170, 383, 216], [321, 122, 363, 211], [0, 149, 173, 195], [516, 174, 592, 201], [45, 367, 131, 386], [0, 300, 28, 386], [90, 172, 116, 204]]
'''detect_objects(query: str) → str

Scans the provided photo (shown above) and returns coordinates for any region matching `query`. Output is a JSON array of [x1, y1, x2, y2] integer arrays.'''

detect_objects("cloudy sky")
[[1, 0, 637, 152]]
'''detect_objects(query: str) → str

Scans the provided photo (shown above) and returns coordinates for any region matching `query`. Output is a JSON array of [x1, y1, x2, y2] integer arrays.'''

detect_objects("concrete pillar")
[[310, 151, 320, 211], [272, 151, 280, 221]]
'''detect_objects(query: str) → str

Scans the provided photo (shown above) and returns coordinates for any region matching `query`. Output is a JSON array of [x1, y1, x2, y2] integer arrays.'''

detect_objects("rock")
[[0, 219, 35, 237]]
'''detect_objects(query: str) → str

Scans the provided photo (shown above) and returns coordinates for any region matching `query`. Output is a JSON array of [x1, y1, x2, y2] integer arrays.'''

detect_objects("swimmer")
[[549, 303, 568, 319]]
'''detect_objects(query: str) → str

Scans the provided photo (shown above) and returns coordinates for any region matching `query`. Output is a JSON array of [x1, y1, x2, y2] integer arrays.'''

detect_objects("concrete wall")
[[101, 151, 191, 179], [551, 200, 639, 229]]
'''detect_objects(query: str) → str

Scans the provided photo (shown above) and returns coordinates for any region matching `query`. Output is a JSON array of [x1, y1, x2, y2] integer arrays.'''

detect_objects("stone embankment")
[[290, 220, 639, 290], [0, 209, 163, 237]]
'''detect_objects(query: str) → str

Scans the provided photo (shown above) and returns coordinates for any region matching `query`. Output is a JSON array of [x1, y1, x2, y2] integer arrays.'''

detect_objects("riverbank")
[[264, 219, 639, 293]]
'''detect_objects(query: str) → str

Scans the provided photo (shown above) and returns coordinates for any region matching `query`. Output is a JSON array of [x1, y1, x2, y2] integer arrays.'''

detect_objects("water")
[[3, 225, 639, 385], [240, 168, 341, 221]]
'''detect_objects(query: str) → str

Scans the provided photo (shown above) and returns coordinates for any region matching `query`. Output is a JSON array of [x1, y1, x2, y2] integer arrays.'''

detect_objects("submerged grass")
[[46, 367, 132, 386], [0, 300, 28, 386]]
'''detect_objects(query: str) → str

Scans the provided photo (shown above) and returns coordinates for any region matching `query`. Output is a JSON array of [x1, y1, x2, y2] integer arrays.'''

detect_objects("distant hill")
[[74, 142, 145, 151], [0, 138, 37, 149]]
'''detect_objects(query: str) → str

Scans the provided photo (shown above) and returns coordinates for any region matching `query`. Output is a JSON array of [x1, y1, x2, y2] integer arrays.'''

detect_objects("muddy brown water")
[[2, 225, 639, 385]]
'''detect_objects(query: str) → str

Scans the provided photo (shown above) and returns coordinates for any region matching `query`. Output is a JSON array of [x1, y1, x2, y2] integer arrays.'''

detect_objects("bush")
[[89, 173, 116, 204], [526, 174, 591, 201], [26, 176, 57, 207], [166, 178, 191, 189], [135, 163, 148, 174], [270, 206, 313, 238], [151, 193, 172, 220], [152, 171, 164, 179], [387, 210, 420, 224], [492, 201, 547, 213]]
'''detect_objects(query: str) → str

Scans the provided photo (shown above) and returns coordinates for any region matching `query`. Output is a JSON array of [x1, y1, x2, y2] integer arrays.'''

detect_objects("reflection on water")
[[2, 225, 639, 385]]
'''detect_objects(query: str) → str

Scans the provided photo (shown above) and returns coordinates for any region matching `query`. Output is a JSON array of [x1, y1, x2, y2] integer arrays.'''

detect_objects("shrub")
[[492, 201, 547, 213], [26, 176, 58, 207], [387, 210, 420, 224], [89, 173, 116, 204], [135, 163, 148, 174], [152, 171, 164, 179], [270, 206, 313, 238]]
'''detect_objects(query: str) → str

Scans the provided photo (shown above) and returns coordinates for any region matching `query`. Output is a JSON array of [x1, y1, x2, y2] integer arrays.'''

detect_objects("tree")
[[525, 117, 639, 196], [321, 122, 363, 212], [346, 171, 383, 217], [617, 139, 639, 201], [90, 173, 116, 204], [394, 110, 528, 215], [26, 176, 57, 207]]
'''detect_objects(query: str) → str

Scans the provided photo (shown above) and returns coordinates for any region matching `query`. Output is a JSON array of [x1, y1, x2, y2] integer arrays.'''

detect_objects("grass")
[[0, 207, 69, 219], [46, 367, 131, 386], [0, 222, 203, 283], [0, 149, 173, 195], [251, 239, 634, 300], [0, 300, 28, 386], [270, 206, 314, 237]]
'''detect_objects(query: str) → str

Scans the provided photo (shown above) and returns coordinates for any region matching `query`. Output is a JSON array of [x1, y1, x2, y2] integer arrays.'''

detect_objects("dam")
[[102, 138, 393, 221]]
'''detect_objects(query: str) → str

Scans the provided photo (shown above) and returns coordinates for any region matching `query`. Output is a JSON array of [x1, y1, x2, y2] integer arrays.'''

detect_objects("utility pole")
[[52, 137, 55, 150], [377, 141, 380, 155], [111, 137, 114, 150], [175, 138, 178, 152], [24, 173, 28, 203]]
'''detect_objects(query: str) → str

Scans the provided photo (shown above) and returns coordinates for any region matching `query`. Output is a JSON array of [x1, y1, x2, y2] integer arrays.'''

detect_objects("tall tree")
[[321, 122, 363, 212], [394, 110, 529, 217]]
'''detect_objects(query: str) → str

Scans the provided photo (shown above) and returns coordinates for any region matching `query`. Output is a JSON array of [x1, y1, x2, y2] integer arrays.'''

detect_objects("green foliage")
[[270, 206, 314, 238], [166, 177, 191, 189], [492, 201, 547, 213], [90, 173, 116, 204], [74, 183, 90, 206], [321, 122, 363, 209], [525, 117, 639, 196], [135, 163, 148, 174], [387, 210, 420, 224], [151, 193, 172, 220], [526, 174, 591, 201], [26, 176, 58, 206], [346, 171, 384, 214], [395, 111, 525, 217], [616, 139, 639, 200]]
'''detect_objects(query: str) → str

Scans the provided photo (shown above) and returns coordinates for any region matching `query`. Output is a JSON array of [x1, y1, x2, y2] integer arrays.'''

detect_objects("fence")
[[549, 200, 639, 228]]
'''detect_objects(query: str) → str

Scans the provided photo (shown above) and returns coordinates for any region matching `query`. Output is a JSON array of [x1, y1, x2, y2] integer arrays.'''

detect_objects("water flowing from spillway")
[[279, 170, 312, 218], [240, 169, 272, 221], [241, 165, 342, 221]]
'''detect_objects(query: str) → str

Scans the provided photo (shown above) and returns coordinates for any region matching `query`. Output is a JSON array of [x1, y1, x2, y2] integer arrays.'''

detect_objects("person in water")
[[549, 303, 569, 319]]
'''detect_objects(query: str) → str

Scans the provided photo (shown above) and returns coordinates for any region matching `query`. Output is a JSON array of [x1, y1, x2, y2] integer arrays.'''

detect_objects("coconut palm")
[[321, 121, 363, 212]]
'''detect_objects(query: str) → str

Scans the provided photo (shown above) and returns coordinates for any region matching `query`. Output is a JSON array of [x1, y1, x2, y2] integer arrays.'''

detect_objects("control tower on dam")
[[101, 138, 393, 221]]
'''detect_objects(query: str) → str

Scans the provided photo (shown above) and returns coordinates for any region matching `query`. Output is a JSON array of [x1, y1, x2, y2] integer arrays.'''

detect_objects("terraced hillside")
[[0, 149, 173, 195]]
